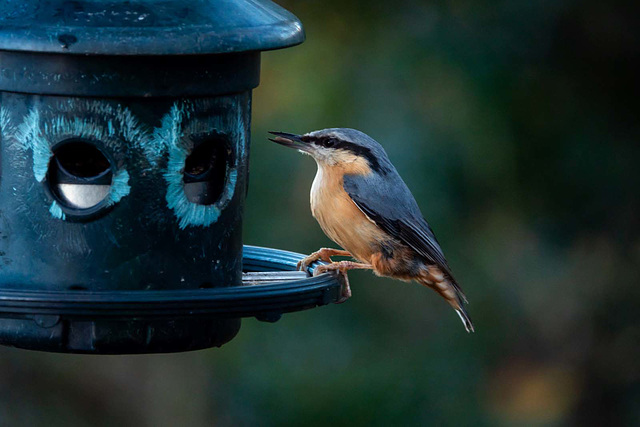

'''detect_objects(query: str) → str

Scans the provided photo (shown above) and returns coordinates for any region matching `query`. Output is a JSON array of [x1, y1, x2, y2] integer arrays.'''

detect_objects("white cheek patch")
[[326, 149, 358, 166], [322, 149, 339, 166], [340, 153, 360, 164], [307, 146, 358, 168]]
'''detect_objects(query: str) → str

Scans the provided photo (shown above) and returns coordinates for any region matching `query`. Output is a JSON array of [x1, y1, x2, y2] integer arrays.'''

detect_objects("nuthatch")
[[269, 128, 474, 332]]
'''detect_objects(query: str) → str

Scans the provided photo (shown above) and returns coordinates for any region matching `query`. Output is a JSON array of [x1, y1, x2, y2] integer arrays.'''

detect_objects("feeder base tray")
[[0, 246, 344, 354]]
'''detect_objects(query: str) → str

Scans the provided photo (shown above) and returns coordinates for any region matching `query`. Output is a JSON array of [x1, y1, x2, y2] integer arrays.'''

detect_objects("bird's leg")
[[297, 247, 353, 272], [313, 261, 373, 303], [313, 260, 373, 275]]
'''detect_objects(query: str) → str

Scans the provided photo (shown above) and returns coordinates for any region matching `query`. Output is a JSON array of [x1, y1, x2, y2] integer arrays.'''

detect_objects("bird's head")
[[269, 128, 389, 174]]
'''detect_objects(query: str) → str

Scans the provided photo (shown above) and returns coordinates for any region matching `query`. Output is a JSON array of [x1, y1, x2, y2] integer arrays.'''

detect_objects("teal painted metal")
[[106, 169, 131, 207], [152, 99, 247, 229], [0, 0, 304, 55], [48, 201, 66, 220], [0, 0, 313, 353], [0, 246, 343, 354], [13, 99, 140, 218]]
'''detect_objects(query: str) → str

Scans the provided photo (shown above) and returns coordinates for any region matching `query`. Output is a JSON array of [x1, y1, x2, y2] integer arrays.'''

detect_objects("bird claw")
[[296, 257, 313, 272], [336, 272, 352, 304], [297, 253, 322, 272], [313, 264, 352, 304], [297, 248, 352, 272]]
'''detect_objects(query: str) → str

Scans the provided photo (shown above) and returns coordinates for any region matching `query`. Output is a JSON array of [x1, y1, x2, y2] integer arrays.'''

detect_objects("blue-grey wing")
[[343, 171, 454, 279]]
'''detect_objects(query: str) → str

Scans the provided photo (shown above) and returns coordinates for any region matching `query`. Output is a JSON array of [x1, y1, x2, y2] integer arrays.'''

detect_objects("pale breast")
[[310, 166, 388, 263]]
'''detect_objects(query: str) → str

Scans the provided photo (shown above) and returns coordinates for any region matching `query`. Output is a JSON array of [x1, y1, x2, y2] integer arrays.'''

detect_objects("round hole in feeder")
[[47, 140, 113, 212], [183, 137, 228, 205]]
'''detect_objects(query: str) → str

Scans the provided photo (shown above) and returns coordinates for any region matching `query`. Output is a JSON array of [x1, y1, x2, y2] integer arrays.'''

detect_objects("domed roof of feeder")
[[0, 0, 304, 55]]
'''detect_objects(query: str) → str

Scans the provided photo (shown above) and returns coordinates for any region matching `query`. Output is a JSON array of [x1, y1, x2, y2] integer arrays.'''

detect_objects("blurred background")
[[1, 0, 639, 425]]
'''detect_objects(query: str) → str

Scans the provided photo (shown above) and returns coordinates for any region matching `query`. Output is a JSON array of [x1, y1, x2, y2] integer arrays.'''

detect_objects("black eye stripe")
[[308, 136, 387, 173], [311, 137, 336, 148]]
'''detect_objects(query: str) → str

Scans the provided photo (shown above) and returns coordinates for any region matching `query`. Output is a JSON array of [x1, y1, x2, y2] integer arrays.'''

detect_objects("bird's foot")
[[337, 273, 352, 304], [312, 261, 373, 304], [313, 264, 352, 303], [297, 248, 352, 272]]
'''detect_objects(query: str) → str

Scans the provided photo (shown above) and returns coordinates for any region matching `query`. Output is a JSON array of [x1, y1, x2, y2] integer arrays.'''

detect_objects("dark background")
[[1, 0, 639, 425]]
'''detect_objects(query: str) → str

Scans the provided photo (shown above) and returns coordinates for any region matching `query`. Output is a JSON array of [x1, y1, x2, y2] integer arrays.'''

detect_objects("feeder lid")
[[0, 0, 304, 55]]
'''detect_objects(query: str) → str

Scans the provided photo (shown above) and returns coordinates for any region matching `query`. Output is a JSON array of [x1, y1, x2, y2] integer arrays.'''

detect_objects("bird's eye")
[[323, 138, 335, 148]]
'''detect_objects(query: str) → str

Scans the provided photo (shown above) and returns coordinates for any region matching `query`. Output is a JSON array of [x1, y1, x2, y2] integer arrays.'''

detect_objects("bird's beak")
[[268, 131, 310, 152]]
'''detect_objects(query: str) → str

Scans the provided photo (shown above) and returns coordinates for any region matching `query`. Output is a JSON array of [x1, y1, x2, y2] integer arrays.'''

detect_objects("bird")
[[268, 128, 474, 332]]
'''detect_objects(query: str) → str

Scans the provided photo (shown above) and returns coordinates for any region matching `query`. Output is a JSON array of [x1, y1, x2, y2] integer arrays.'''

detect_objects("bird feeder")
[[0, 0, 342, 354]]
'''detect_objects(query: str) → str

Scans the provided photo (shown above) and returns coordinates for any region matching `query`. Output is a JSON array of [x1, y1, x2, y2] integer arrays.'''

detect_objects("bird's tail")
[[419, 277, 474, 333]]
